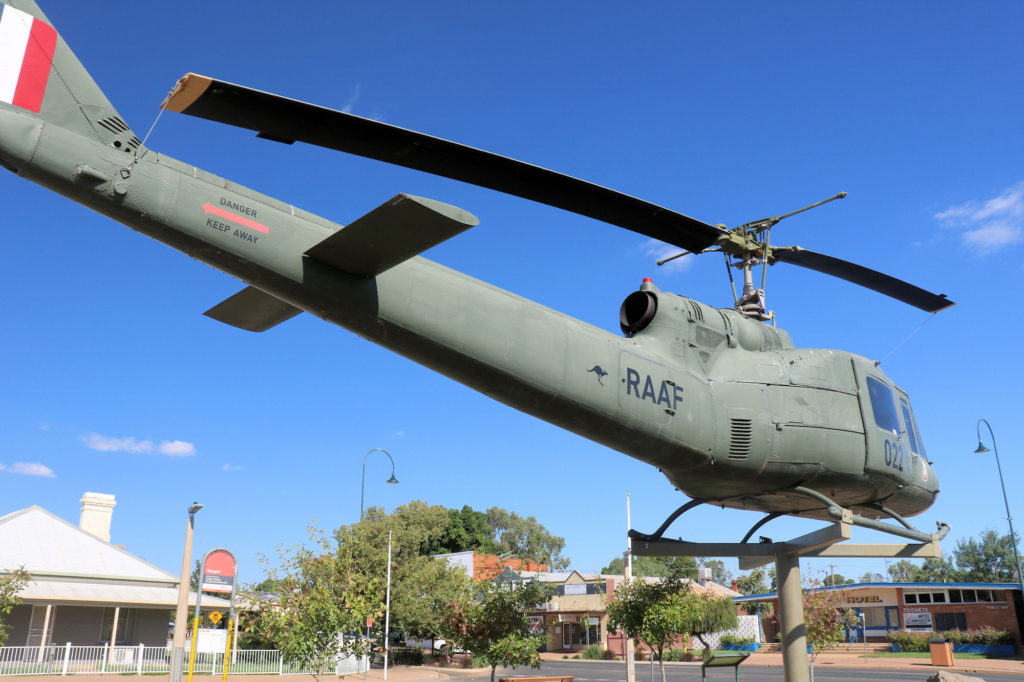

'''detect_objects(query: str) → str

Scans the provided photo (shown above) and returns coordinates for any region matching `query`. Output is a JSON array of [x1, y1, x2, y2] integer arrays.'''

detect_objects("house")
[[433, 551, 548, 580], [513, 569, 742, 654], [0, 493, 229, 648]]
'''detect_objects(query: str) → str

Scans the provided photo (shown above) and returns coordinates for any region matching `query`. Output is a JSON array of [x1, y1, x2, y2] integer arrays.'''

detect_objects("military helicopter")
[[0, 0, 952, 543]]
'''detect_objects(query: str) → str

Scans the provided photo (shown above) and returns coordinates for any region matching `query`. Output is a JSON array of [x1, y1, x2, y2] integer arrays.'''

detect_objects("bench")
[[700, 651, 750, 681]]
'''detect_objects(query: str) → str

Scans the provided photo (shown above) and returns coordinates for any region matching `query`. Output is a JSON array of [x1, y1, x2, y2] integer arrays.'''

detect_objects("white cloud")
[[81, 432, 196, 457], [9, 462, 56, 478], [341, 84, 361, 114], [641, 239, 697, 273], [220, 463, 245, 472], [81, 433, 153, 452], [158, 440, 196, 457], [935, 181, 1024, 253]]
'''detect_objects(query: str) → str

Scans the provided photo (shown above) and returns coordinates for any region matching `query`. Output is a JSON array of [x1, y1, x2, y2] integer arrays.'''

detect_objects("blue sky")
[[2, 0, 1023, 587]]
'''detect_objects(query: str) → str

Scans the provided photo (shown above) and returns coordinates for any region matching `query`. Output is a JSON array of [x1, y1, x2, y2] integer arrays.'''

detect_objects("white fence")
[[0, 644, 369, 677], [697, 614, 763, 649]]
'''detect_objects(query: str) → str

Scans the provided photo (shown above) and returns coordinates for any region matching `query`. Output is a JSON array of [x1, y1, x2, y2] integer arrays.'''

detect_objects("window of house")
[[934, 613, 967, 631], [903, 590, 946, 605], [100, 609, 134, 645], [861, 607, 888, 628]]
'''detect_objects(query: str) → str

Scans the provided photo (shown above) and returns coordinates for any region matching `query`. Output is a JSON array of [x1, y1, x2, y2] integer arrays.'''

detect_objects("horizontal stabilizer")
[[204, 286, 302, 332], [305, 194, 478, 278]]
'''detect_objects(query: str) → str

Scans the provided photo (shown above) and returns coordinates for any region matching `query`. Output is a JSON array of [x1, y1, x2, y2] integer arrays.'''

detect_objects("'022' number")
[[883, 440, 904, 472]]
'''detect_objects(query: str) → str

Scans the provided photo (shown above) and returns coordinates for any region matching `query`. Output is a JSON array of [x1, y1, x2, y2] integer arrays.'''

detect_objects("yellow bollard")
[[187, 616, 200, 682], [221, 620, 233, 682]]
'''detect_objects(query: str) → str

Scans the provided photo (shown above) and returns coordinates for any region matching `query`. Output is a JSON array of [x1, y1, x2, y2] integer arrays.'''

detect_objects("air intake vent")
[[687, 300, 704, 322], [97, 116, 130, 133], [127, 136, 141, 149], [728, 418, 753, 459]]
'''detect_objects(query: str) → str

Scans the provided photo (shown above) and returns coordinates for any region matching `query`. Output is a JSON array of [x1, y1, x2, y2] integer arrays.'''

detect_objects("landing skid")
[[629, 486, 949, 546]]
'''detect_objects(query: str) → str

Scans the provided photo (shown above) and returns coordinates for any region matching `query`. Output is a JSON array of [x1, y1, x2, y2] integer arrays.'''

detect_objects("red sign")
[[202, 548, 237, 594]]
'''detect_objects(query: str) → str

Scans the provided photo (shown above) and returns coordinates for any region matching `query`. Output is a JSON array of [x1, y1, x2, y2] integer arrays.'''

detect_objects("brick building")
[[735, 581, 1023, 644]]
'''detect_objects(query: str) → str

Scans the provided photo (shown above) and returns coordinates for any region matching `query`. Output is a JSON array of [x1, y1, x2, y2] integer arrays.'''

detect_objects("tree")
[[440, 578, 549, 682], [245, 527, 383, 682], [735, 569, 769, 614], [601, 555, 697, 579], [485, 507, 570, 569], [390, 553, 473, 642], [954, 530, 1021, 583], [424, 506, 496, 556], [0, 568, 31, 645], [887, 559, 920, 583], [337, 501, 479, 641], [697, 559, 733, 585], [802, 581, 856, 682], [607, 574, 691, 682], [678, 590, 739, 658], [824, 572, 855, 587]]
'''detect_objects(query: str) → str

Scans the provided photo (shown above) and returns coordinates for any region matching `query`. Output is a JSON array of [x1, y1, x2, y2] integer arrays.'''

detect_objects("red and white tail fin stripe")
[[0, 3, 56, 113]]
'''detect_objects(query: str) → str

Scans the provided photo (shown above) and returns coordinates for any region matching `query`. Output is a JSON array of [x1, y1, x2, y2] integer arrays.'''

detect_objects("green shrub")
[[942, 627, 1013, 645], [889, 628, 1013, 650], [886, 630, 931, 652], [601, 649, 616, 660], [661, 649, 686, 661], [581, 645, 603, 660], [720, 635, 754, 646]]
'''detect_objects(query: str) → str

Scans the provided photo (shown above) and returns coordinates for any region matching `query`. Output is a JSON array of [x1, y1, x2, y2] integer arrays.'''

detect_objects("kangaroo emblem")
[[587, 365, 609, 386]]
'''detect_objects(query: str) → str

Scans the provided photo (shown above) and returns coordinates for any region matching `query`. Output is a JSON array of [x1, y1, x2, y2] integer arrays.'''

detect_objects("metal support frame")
[[630, 516, 944, 682]]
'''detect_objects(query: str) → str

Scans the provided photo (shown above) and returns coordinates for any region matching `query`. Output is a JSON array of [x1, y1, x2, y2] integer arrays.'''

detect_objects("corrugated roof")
[[0, 506, 174, 583]]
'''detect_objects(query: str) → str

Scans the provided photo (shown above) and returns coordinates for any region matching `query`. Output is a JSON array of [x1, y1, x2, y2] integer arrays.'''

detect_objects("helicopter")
[[0, 0, 953, 543]]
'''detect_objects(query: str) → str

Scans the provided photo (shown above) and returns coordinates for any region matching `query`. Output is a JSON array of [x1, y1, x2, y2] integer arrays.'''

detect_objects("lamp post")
[[170, 502, 203, 682], [975, 419, 1024, 586], [360, 448, 398, 519]]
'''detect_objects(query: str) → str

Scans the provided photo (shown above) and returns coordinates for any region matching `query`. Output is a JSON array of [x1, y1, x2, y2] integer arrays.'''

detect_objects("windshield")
[[900, 396, 927, 457], [866, 376, 899, 436]]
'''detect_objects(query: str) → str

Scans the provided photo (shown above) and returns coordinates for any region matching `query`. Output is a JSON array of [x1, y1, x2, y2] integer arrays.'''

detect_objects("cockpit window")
[[866, 376, 899, 436], [900, 397, 926, 457]]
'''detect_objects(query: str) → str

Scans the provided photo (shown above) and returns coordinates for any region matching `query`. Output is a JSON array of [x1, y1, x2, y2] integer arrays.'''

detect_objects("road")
[[462, 659, 1024, 681]]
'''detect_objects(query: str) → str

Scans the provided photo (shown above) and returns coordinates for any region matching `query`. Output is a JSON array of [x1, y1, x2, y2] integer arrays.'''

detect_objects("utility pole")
[[827, 563, 838, 588]]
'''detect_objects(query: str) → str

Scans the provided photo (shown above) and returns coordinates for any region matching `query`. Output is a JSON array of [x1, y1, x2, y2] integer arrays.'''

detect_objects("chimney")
[[79, 492, 116, 542]]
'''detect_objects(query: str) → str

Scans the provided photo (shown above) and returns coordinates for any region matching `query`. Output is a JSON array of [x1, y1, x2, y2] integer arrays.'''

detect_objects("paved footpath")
[[3, 653, 1024, 682]]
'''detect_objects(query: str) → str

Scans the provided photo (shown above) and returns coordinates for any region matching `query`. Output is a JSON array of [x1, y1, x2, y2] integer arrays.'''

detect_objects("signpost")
[[187, 549, 238, 682]]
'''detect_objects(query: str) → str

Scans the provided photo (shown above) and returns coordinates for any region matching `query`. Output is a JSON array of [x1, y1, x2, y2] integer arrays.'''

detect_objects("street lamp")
[[170, 502, 203, 682], [974, 419, 1024, 586], [360, 448, 398, 518]]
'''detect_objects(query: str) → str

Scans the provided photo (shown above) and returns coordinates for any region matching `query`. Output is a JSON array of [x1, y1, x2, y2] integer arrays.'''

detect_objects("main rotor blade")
[[771, 247, 954, 313], [162, 74, 726, 253]]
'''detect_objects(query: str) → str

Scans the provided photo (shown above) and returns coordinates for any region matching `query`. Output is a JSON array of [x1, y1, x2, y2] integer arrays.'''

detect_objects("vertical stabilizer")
[[0, 0, 138, 148]]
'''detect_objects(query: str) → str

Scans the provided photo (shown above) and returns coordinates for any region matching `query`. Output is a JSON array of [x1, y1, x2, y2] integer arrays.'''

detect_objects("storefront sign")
[[845, 595, 883, 604], [903, 610, 933, 630], [564, 584, 587, 595]]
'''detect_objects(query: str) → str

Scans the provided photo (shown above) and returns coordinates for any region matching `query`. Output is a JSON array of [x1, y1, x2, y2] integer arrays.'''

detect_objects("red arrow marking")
[[202, 202, 270, 234]]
